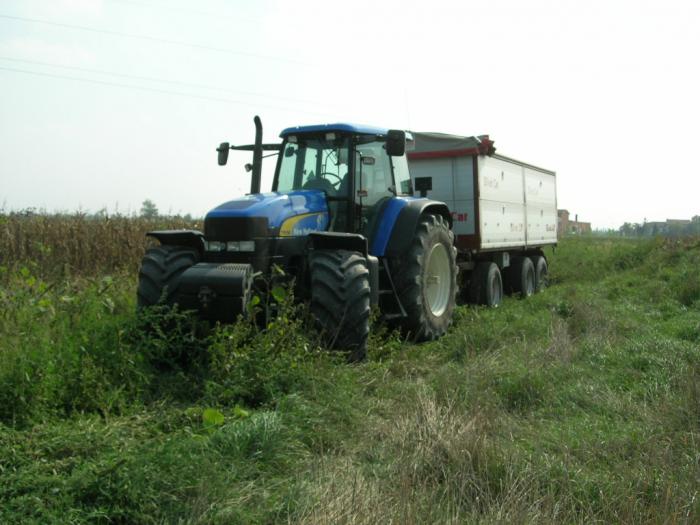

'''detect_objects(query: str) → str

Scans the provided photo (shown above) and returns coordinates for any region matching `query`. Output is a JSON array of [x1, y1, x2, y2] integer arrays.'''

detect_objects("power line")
[[0, 56, 329, 107], [107, 0, 251, 24], [0, 13, 311, 66], [0, 65, 334, 118]]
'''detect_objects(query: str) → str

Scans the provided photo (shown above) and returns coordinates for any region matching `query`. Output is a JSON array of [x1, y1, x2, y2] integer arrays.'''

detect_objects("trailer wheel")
[[309, 249, 370, 361], [468, 262, 503, 307], [530, 255, 548, 292], [137, 245, 199, 307], [506, 256, 536, 298], [390, 214, 458, 341]]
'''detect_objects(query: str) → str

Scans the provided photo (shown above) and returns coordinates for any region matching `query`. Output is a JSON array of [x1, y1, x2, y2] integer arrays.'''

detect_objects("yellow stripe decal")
[[279, 212, 323, 237]]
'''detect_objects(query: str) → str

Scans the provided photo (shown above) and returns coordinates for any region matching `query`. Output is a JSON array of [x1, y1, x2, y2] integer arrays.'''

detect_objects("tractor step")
[[376, 259, 406, 319]]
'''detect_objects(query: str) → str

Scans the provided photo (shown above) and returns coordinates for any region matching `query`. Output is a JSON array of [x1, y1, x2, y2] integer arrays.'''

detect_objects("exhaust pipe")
[[251, 115, 263, 194]]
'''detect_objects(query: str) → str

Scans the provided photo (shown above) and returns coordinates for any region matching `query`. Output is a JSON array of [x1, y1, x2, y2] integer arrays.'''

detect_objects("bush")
[[205, 289, 322, 407]]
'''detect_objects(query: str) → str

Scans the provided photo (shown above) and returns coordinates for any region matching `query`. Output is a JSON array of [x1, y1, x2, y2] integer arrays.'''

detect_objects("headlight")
[[224, 241, 255, 252], [206, 241, 226, 252], [206, 240, 255, 252], [238, 241, 255, 252]]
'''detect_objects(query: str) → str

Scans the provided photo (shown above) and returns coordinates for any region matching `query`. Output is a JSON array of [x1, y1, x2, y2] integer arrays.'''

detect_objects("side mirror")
[[217, 142, 230, 166], [386, 129, 406, 156]]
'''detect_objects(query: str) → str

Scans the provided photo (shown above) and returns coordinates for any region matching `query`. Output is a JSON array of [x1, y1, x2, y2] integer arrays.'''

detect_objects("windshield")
[[274, 137, 350, 196]]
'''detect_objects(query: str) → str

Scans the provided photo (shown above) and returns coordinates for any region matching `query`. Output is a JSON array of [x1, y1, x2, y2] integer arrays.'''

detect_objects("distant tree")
[[140, 199, 159, 219], [689, 216, 700, 236], [92, 207, 108, 219], [619, 222, 633, 236]]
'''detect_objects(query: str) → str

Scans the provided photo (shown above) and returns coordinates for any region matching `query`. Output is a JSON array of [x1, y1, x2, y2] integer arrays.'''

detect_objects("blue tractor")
[[137, 117, 458, 360]]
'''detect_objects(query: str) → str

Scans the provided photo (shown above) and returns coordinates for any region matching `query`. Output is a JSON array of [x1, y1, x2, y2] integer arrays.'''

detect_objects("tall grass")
[[2, 219, 700, 523]]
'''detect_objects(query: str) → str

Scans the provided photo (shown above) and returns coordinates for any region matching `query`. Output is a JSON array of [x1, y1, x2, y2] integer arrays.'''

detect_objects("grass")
[[2, 229, 700, 523]]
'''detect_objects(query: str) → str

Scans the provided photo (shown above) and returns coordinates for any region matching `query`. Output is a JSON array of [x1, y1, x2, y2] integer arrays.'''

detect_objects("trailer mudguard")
[[373, 198, 452, 257], [147, 230, 205, 254]]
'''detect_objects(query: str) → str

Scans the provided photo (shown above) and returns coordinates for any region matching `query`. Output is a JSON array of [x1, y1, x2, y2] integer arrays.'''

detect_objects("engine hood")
[[205, 190, 330, 239]]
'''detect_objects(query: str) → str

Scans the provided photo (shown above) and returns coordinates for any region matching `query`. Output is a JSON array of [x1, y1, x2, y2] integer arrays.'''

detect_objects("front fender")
[[146, 230, 205, 254], [308, 231, 368, 256]]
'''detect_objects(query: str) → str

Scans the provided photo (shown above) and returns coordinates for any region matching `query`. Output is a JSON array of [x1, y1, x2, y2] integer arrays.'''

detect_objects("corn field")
[[0, 212, 200, 277]]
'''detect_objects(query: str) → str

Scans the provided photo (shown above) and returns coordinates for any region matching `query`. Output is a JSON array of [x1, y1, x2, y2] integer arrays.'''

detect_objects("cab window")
[[391, 154, 412, 195], [275, 137, 350, 196], [354, 141, 393, 206]]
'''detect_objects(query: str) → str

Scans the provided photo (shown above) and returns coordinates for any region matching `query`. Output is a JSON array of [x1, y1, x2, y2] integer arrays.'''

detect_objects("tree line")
[[619, 216, 700, 237]]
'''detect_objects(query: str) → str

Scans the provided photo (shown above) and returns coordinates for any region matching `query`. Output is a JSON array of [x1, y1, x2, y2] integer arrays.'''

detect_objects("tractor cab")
[[273, 124, 412, 248]]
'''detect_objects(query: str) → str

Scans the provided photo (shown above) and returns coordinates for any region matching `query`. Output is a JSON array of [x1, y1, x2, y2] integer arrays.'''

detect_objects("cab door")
[[354, 141, 395, 245]]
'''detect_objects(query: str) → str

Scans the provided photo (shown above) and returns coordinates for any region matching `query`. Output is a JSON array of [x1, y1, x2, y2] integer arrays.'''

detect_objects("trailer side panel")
[[407, 131, 557, 253]]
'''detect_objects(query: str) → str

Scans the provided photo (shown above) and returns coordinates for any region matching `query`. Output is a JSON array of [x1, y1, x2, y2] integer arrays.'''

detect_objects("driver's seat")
[[302, 176, 336, 195]]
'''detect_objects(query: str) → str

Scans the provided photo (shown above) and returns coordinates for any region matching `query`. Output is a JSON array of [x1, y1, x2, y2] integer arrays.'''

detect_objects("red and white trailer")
[[407, 132, 557, 305]]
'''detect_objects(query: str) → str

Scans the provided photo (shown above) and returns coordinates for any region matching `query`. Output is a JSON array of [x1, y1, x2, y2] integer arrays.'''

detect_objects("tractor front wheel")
[[309, 249, 371, 361], [390, 214, 458, 341], [137, 245, 199, 307]]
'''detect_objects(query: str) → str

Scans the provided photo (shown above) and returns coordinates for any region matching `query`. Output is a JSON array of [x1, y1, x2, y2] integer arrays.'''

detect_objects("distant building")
[[667, 219, 691, 227], [642, 219, 691, 236], [557, 209, 591, 238]]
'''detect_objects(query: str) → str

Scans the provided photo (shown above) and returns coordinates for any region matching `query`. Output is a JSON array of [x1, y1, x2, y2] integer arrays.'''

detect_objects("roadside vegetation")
[[0, 210, 198, 277], [1, 215, 700, 523]]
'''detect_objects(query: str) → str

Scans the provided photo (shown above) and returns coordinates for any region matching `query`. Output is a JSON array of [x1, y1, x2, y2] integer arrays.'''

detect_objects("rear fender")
[[147, 230, 205, 254], [380, 200, 452, 257]]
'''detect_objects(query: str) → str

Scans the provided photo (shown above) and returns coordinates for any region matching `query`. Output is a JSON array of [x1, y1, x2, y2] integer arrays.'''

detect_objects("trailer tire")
[[468, 262, 503, 307], [506, 256, 536, 298], [137, 245, 199, 307], [390, 214, 458, 341], [309, 249, 370, 361], [530, 255, 548, 292]]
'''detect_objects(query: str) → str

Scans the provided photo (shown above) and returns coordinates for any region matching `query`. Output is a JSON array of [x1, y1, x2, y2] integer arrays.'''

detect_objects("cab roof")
[[279, 123, 389, 138]]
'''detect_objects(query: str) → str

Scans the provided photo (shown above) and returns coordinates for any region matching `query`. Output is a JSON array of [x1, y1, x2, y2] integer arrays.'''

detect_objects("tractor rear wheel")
[[137, 245, 199, 307], [309, 249, 371, 361], [390, 214, 458, 341]]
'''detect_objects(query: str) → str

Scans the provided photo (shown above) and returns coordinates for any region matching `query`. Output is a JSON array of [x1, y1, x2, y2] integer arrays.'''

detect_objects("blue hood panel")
[[206, 190, 329, 231]]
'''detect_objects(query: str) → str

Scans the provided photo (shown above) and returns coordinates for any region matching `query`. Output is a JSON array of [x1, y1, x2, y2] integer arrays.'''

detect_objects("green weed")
[[3, 231, 700, 523]]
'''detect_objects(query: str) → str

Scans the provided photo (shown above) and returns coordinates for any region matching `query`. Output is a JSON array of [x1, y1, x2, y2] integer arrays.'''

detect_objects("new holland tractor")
[[137, 117, 458, 360]]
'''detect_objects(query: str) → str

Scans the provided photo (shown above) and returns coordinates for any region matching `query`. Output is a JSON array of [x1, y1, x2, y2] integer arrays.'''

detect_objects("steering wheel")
[[317, 172, 343, 189]]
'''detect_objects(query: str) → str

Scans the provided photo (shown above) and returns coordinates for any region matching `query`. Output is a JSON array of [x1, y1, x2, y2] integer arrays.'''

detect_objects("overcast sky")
[[1, 0, 699, 228]]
